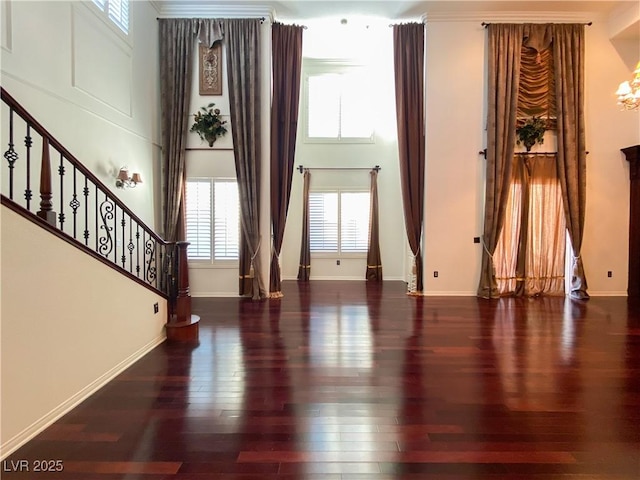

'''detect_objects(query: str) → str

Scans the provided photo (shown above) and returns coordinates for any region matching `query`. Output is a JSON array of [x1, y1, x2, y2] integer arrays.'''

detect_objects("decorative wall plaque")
[[199, 42, 222, 95]]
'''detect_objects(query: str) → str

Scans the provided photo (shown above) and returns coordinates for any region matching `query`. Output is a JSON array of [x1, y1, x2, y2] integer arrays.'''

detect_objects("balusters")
[[121, 212, 126, 269], [58, 153, 65, 230], [127, 218, 134, 273], [70, 165, 80, 238], [4, 108, 18, 200], [25, 125, 32, 209], [136, 225, 141, 276], [98, 193, 114, 258], [94, 184, 99, 253], [83, 177, 90, 246]]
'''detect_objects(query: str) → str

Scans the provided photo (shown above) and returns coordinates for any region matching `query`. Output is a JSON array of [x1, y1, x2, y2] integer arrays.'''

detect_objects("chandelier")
[[616, 61, 640, 110]]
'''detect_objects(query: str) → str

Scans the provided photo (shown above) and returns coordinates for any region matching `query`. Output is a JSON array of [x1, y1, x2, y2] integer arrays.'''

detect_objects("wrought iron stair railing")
[[1, 87, 175, 300]]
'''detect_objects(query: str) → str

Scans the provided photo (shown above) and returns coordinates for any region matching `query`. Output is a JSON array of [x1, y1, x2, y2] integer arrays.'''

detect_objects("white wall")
[[280, 20, 408, 282], [0, 0, 160, 228], [0, 206, 168, 458], [423, 20, 487, 295]]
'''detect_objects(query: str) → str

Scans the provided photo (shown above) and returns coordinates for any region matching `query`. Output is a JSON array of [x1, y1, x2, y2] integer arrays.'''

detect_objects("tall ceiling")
[[152, 0, 639, 39]]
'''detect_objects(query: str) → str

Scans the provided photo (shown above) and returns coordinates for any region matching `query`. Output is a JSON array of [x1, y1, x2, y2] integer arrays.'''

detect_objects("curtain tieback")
[[481, 236, 494, 259], [249, 240, 262, 277]]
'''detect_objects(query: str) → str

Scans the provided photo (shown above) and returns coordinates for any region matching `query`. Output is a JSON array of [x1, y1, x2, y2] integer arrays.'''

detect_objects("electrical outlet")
[[153, 302, 159, 314], [336, 259, 340, 265], [434, 271, 438, 278], [473, 237, 481, 244], [607, 271, 612, 278]]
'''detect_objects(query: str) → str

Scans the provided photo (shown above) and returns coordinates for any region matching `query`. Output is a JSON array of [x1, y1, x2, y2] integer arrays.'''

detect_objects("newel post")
[[165, 241, 200, 343], [37, 137, 56, 226]]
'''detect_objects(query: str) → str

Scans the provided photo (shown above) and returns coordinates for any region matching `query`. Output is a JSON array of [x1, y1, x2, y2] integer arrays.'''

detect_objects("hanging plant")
[[516, 116, 547, 152], [190, 103, 228, 147]]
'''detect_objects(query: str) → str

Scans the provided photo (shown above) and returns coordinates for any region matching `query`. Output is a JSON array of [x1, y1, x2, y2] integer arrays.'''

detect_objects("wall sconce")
[[615, 61, 640, 111], [115, 167, 142, 189]]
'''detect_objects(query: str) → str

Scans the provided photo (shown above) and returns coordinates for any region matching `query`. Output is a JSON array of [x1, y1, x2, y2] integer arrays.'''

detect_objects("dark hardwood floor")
[[4, 281, 640, 479]]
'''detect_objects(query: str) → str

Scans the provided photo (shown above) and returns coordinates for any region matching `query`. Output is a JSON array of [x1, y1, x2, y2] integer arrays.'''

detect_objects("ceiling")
[[152, 1, 639, 39]]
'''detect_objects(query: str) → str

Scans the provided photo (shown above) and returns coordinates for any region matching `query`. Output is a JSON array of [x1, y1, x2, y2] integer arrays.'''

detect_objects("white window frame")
[[91, 0, 129, 35], [302, 59, 375, 144], [309, 189, 370, 258], [185, 178, 239, 268]]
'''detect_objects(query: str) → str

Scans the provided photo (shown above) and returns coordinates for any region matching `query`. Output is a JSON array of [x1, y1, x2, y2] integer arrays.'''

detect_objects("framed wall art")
[[199, 42, 222, 95]]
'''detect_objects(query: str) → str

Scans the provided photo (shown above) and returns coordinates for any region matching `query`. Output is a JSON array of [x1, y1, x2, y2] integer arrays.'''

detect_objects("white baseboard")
[[0, 334, 166, 460], [423, 291, 478, 296], [192, 292, 238, 297], [281, 276, 406, 281], [587, 291, 628, 297]]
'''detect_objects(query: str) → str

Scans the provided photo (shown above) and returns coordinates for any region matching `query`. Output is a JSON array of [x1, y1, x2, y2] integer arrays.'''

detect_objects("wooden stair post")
[[165, 241, 200, 342], [37, 137, 56, 226]]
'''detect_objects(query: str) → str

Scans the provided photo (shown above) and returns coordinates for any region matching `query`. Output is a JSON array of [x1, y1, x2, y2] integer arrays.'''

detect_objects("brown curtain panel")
[[477, 24, 523, 298], [269, 23, 304, 298], [238, 235, 252, 295], [297, 169, 311, 281], [366, 169, 382, 281], [393, 23, 425, 294], [159, 19, 196, 242], [223, 18, 266, 299], [552, 23, 588, 299]]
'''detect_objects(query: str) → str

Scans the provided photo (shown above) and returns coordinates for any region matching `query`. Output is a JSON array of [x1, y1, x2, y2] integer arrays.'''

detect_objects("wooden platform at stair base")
[[165, 314, 200, 343]]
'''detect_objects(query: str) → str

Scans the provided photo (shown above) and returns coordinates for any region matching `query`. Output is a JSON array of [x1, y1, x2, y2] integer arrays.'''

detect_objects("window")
[[92, 0, 129, 34], [185, 179, 239, 262], [304, 60, 374, 142], [309, 191, 370, 254]]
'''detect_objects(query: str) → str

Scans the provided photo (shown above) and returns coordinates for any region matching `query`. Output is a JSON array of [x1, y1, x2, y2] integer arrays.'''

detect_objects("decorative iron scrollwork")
[[69, 195, 80, 212], [145, 238, 157, 284], [3, 145, 18, 168], [98, 200, 114, 257]]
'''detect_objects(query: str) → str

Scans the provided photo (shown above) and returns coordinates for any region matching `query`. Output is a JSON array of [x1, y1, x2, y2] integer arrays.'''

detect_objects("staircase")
[[1, 87, 198, 341]]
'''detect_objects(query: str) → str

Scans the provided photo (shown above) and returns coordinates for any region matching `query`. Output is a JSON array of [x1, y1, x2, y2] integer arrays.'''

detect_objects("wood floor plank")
[[3, 281, 639, 479]]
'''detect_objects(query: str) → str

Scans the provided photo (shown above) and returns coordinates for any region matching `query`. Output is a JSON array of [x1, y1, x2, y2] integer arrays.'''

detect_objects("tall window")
[[309, 191, 370, 254], [92, 0, 129, 34], [303, 60, 374, 142], [185, 179, 239, 262]]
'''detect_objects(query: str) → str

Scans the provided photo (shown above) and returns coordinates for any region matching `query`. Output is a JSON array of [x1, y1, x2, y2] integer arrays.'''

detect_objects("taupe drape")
[[553, 24, 588, 299], [495, 153, 566, 296], [297, 170, 311, 281], [159, 19, 196, 242], [223, 18, 266, 299], [478, 24, 523, 298], [269, 23, 304, 298], [366, 169, 382, 281], [393, 23, 425, 294]]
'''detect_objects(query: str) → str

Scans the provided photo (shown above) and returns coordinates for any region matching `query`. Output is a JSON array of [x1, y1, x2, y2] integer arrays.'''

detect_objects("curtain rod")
[[388, 22, 425, 27], [156, 16, 266, 22], [298, 165, 381, 173], [478, 150, 589, 158], [481, 21, 592, 28]]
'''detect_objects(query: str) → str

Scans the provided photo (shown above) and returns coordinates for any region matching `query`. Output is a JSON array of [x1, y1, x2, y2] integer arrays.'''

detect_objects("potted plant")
[[190, 103, 228, 147], [516, 116, 547, 152]]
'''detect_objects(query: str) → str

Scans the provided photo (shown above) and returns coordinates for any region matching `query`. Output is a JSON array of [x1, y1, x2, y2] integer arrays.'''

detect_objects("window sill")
[[188, 261, 239, 270]]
